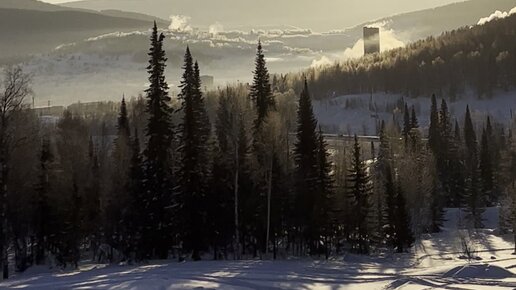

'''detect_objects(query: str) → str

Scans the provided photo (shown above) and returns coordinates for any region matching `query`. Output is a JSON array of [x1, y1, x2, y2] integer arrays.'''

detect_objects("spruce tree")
[[57, 182, 81, 269], [454, 120, 461, 141], [347, 135, 372, 254], [85, 137, 101, 256], [33, 137, 53, 265], [377, 121, 390, 164], [486, 116, 493, 142], [480, 128, 494, 204], [248, 43, 275, 253], [372, 121, 390, 247], [383, 163, 396, 248], [250, 41, 275, 131], [464, 106, 477, 164], [127, 129, 145, 261], [438, 99, 453, 200], [448, 120, 465, 206], [116, 97, 130, 140], [402, 103, 410, 147], [142, 22, 175, 259], [428, 94, 440, 153], [408, 106, 420, 152], [106, 97, 132, 258], [484, 116, 497, 203], [293, 79, 319, 252], [177, 49, 212, 261], [269, 152, 288, 259], [393, 183, 414, 253], [316, 126, 334, 258], [410, 106, 419, 129], [463, 106, 484, 228]]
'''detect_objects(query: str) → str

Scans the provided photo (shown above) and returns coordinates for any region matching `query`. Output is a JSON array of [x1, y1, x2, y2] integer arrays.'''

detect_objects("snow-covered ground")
[[315, 91, 516, 135], [1, 208, 516, 289]]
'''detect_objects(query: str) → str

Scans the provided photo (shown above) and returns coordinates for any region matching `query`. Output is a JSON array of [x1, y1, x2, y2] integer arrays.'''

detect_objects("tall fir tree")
[[347, 135, 372, 254], [250, 41, 275, 132], [480, 128, 494, 204], [293, 79, 320, 253], [142, 22, 175, 259], [393, 183, 414, 253], [410, 106, 419, 129], [383, 163, 397, 249], [372, 121, 390, 247], [402, 103, 410, 148], [464, 106, 477, 164], [448, 120, 465, 206], [248, 42, 275, 254], [377, 121, 390, 165], [127, 129, 145, 261], [463, 106, 484, 228], [85, 137, 101, 256], [316, 126, 334, 258], [177, 49, 212, 261], [106, 97, 133, 258], [484, 116, 497, 203], [428, 94, 440, 153], [438, 99, 453, 200], [33, 137, 53, 265], [408, 106, 420, 152]]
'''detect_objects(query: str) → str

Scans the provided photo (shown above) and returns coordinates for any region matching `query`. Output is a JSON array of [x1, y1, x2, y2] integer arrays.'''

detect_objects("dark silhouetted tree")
[[142, 22, 175, 259]]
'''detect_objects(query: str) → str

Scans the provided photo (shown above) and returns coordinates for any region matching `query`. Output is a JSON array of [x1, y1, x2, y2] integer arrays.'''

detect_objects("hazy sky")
[[42, 0, 464, 7], [40, 0, 469, 31], [41, 0, 81, 3]]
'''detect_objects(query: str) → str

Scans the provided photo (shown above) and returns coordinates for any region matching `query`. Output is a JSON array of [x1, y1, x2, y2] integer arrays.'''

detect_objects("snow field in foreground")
[[2, 207, 516, 289]]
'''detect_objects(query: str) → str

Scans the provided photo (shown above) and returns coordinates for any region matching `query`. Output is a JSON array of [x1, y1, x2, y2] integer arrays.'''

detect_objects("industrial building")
[[363, 27, 380, 55]]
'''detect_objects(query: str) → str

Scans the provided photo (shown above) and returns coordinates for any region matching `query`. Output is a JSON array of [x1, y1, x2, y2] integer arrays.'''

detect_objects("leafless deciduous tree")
[[0, 66, 32, 279]]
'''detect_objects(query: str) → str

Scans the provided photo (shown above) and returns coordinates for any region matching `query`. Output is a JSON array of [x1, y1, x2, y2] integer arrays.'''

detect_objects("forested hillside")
[[293, 14, 516, 99]]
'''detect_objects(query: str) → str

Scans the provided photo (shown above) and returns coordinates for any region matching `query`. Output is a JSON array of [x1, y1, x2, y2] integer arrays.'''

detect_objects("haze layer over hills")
[[2, 0, 515, 105]]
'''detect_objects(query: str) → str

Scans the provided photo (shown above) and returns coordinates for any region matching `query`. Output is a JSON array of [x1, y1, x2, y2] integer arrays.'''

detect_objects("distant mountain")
[[63, 0, 467, 32], [0, 0, 75, 11], [99, 9, 166, 24], [358, 0, 516, 41], [0, 0, 168, 63], [0, 0, 168, 23]]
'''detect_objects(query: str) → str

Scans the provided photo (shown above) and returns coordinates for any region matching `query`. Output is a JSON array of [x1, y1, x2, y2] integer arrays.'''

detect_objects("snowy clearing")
[[314, 91, 516, 134], [2, 208, 516, 289]]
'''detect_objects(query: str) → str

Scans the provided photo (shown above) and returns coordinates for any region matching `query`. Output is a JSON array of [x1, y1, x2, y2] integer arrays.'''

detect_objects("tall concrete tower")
[[363, 27, 380, 55]]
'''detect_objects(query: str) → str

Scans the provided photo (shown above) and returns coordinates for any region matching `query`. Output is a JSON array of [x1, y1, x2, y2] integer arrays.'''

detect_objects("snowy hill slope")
[[314, 92, 516, 135], [1, 208, 515, 289]]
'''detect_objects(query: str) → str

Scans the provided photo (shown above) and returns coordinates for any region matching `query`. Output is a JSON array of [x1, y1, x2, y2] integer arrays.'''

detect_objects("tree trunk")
[[233, 143, 240, 260], [0, 154, 8, 280], [265, 157, 273, 256]]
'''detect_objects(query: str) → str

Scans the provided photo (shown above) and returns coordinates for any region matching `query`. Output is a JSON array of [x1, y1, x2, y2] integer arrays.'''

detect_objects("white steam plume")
[[169, 15, 192, 32], [209, 22, 224, 35], [477, 7, 516, 25], [310, 56, 332, 68]]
